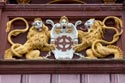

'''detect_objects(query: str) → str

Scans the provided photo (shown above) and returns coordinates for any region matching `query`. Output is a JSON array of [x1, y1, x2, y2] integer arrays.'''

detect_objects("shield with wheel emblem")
[[47, 16, 80, 59], [52, 33, 78, 59], [50, 23, 78, 59]]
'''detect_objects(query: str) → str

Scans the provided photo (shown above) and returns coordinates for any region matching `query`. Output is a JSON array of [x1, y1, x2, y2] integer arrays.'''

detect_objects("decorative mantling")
[[4, 16, 123, 60]]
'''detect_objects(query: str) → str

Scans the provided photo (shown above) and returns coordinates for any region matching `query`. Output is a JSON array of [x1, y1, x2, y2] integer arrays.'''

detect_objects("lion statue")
[[4, 17, 55, 59], [74, 16, 123, 59]]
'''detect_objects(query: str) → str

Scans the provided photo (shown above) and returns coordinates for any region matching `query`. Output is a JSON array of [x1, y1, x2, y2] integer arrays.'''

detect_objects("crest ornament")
[[4, 16, 123, 60]]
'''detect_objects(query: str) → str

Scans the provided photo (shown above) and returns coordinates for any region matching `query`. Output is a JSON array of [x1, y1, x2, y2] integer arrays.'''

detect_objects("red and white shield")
[[51, 32, 78, 59], [46, 18, 81, 59], [50, 22, 78, 59]]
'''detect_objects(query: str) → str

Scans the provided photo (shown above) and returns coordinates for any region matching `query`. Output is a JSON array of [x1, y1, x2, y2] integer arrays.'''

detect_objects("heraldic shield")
[[47, 16, 81, 59]]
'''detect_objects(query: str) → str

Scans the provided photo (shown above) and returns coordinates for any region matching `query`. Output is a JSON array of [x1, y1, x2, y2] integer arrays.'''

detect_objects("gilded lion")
[[4, 17, 55, 59], [74, 16, 123, 59]]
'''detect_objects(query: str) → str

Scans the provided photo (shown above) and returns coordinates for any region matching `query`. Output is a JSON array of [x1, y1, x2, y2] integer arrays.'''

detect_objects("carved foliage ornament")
[[4, 16, 123, 60]]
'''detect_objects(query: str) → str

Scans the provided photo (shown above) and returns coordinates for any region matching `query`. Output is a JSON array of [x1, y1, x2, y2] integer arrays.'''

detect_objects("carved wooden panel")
[[0, 2, 124, 74]]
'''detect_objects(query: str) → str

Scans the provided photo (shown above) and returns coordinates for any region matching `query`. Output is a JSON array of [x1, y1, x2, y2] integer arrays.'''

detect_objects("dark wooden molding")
[[4, 4, 123, 11], [0, 59, 125, 74]]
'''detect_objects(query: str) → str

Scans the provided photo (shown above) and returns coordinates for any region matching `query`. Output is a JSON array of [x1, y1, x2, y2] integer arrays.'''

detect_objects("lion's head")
[[32, 18, 43, 31], [84, 18, 95, 29]]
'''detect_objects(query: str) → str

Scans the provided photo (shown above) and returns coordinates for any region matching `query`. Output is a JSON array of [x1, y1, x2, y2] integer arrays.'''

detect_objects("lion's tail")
[[6, 17, 29, 45], [107, 45, 123, 59], [103, 16, 123, 29], [91, 38, 122, 57]]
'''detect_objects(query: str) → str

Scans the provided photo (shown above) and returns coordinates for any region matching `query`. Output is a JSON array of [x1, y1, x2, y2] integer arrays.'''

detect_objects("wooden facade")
[[0, 0, 125, 83]]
